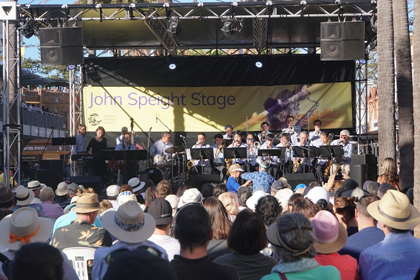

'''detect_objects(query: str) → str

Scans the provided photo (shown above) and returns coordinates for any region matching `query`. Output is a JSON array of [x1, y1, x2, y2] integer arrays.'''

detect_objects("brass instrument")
[[323, 133, 335, 181], [226, 158, 233, 176], [187, 160, 195, 170], [293, 158, 302, 173], [254, 141, 261, 148]]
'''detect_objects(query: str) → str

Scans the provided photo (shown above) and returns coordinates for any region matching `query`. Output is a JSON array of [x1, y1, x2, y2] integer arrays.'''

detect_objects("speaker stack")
[[39, 27, 84, 65], [350, 154, 378, 188], [320, 21, 365, 61]]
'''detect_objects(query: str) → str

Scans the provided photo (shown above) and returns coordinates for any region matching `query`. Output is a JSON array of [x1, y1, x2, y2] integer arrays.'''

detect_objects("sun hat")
[[148, 199, 172, 226], [228, 163, 244, 174], [0, 207, 53, 250], [73, 193, 100, 214], [275, 188, 294, 208], [177, 188, 203, 208], [278, 177, 292, 190], [0, 186, 14, 203], [55, 182, 68, 196], [165, 194, 179, 215], [63, 196, 78, 214], [311, 210, 347, 254], [27, 180, 42, 191], [258, 160, 270, 169], [367, 190, 420, 230], [128, 178, 146, 193], [106, 185, 120, 197], [101, 200, 155, 243], [305, 187, 329, 204], [246, 190, 268, 211], [15, 185, 35, 206], [293, 184, 307, 192]]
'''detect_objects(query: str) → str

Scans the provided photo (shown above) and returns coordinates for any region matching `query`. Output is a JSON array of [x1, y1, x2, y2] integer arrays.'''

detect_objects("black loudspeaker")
[[70, 176, 102, 195], [39, 27, 84, 65], [283, 173, 316, 190], [186, 175, 221, 191], [351, 154, 378, 181], [320, 21, 365, 61], [36, 160, 63, 190], [350, 164, 368, 188]]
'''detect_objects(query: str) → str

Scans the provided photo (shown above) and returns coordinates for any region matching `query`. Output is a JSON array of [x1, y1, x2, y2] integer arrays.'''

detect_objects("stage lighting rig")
[[20, 19, 35, 39], [221, 17, 243, 36], [168, 16, 181, 36]]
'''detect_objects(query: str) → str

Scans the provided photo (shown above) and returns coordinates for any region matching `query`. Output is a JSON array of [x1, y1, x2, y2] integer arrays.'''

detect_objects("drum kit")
[[139, 145, 188, 186]]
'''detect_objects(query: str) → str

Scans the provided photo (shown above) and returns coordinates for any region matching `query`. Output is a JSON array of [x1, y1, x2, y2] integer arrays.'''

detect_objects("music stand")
[[52, 137, 76, 178], [224, 147, 247, 162], [223, 139, 233, 147], [320, 145, 344, 175], [191, 148, 214, 175], [257, 149, 283, 158]]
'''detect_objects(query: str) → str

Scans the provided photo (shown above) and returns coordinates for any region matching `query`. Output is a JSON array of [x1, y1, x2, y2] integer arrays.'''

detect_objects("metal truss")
[[252, 8, 268, 54], [2, 21, 21, 186], [355, 58, 368, 152]]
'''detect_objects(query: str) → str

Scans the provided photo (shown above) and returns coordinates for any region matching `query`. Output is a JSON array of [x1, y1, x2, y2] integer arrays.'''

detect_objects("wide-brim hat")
[[367, 190, 420, 230], [311, 210, 347, 254], [228, 163, 244, 174], [305, 187, 329, 204], [73, 193, 100, 213], [27, 180, 42, 191], [246, 191, 267, 211], [101, 200, 155, 243], [275, 188, 293, 208], [55, 182, 68, 196], [15, 185, 35, 206], [0, 208, 53, 251], [128, 178, 146, 193]]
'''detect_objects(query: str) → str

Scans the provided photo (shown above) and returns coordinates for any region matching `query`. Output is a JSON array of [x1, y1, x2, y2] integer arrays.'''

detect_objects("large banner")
[[83, 82, 352, 132]]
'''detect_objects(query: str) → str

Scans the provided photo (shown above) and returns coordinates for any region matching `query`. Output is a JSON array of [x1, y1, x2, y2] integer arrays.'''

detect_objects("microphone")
[[180, 135, 185, 138], [149, 127, 152, 131]]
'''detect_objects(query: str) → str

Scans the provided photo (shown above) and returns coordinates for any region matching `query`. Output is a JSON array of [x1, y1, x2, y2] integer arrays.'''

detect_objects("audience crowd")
[[0, 166, 419, 280]]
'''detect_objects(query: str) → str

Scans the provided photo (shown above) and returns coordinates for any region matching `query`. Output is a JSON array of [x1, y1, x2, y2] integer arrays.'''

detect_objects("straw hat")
[[55, 182, 68, 196], [15, 185, 35, 206], [128, 178, 146, 193], [73, 193, 100, 213], [228, 163, 244, 174], [367, 190, 420, 230], [0, 208, 53, 250], [101, 200, 155, 243], [311, 210, 347, 254], [27, 180, 42, 191]]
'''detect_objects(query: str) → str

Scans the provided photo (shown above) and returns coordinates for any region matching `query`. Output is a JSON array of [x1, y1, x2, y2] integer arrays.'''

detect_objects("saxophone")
[[323, 133, 335, 181], [293, 159, 302, 173]]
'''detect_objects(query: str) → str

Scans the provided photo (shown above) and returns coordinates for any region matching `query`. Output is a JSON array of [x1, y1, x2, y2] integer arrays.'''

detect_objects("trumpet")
[[254, 141, 261, 148], [187, 160, 194, 170]]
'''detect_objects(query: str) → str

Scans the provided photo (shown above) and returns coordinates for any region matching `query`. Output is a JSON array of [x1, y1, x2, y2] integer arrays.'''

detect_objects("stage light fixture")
[[221, 18, 243, 36], [168, 16, 181, 36], [255, 61, 263, 68], [20, 19, 35, 39], [169, 63, 176, 70]]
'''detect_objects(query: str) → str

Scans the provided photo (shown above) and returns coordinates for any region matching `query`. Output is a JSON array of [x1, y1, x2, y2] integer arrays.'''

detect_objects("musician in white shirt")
[[330, 129, 353, 179], [309, 119, 323, 146], [246, 134, 259, 172], [223, 125, 234, 140], [281, 116, 300, 145], [191, 133, 212, 175], [292, 131, 311, 173], [258, 133, 280, 179], [276, 133, 293, 174], [227, 131, 247, 172], [211, 133, 226, 182]]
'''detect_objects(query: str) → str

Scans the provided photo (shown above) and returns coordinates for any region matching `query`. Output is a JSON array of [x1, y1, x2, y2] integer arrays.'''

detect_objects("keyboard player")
[[73, 124, 90, 176]]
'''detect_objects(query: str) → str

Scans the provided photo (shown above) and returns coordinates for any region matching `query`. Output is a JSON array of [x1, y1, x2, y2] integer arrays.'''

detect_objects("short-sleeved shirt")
[[241, 170, 274, 193]]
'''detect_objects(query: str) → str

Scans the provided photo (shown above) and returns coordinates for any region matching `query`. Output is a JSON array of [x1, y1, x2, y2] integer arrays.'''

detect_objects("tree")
[[377, 0, 396, 165], [413, 0, 420, 237], [22, 58, 69, 80], [393, 0, 414, 191]]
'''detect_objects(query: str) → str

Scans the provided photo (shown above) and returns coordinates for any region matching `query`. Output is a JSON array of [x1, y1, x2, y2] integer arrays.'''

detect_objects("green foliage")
[[367, 49, 378, 85], [22, 58, 69, 80]]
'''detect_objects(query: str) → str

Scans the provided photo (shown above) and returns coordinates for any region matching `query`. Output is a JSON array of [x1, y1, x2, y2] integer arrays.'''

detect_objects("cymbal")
[[165, 146, 185, 154]]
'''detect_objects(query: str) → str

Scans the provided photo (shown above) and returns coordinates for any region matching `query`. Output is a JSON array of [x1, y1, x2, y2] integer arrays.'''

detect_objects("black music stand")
[[223, 139, 233, 147], [257, 149, 283, 160], [52, 137, 76, 178], [191, 148, 214, 175], [320, 145, 344, 176], [224, 147, 247, 162]]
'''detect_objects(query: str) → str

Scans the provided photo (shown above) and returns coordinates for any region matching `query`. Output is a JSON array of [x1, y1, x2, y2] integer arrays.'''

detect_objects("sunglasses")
[[247, 138, 254, 140]]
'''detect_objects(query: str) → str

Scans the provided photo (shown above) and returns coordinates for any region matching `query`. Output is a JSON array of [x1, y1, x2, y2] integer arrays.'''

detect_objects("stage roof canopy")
[[21, 0, 376, 53]]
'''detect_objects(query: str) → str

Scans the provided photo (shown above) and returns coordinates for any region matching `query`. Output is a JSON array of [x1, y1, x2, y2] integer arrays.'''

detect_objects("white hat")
[[165, 194, 180, 215], [177, 188, 203, 208], [15, 185, 35, 206], [27, 180, 42, 191], [0, 208, 53, 250], [117, 191, 139, 208], [106, 185, 120, 197], [128, 178, 146, 193], [55, 182, 68, 196], [63, 196, 78, 214], [275, 188, 294, 208], [305, 187, 329, 204], [101, 200, 155, 243], [246, 191, 268, 211]]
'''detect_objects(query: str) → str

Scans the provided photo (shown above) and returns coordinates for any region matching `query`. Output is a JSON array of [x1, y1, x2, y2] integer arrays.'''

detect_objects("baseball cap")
[[148, 199, 173, 226]]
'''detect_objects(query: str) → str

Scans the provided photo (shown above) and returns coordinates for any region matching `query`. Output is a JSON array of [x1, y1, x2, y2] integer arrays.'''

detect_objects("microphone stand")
[[183, 137, 198, 174], [156, 115, 172, 133]]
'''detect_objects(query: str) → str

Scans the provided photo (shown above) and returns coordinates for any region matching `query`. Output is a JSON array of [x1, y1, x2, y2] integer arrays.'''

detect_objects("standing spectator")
[[40, 187, 64, 220], [240, 160, 274, 193], [377, 157, 400, 191], [73, 124, 90, 176], [171, 204, 239, 280]]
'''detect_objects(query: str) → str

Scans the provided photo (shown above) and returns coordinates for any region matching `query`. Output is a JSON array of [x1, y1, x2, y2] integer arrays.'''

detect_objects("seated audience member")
[[171, 204, 239, 280], [377, 183, 393, 199], [359, 190, 420, 280], [274, 188, 294, 212], [334, 197, 358, 236], [144, 187, 157, 209], [147, 199, 180, 260], [255, 195, 282, 227], [270, 180, 284, 196], [363, 180, 380, 196], [92, 200, 166, 280], [289, 197, 320, 219], [377, 157, 400, 191], [11, 185, 45, 217], [201, 183, 214, 198], [237, 186, 252, 211], [11, 243, 65, 280], [214, 210, 277, 280], [55, 182, 69, 205], [312, 210, 360, 280], [218, 192, 240, 222], [245, 191, 267, 212], [156, 180, 172, 199], [213, 183, 228, 198], [165, 194, 179, 216], [287, 193, 304, 211], [262, 213, 340, 280], [27, 180, 43, 204], [51, 192, 112, 250], [203, 197, 232, 260], [59, 183, 79, 209], [106, 185, 120, 210], [103, 249, 176, 280], [128, 177, 146, 204], [40, 187, 64, 220], [339, 194, 384, 261], [0, 208, 78, 280], [0, 185, 14, 221], [99, 200, 113, 217]]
